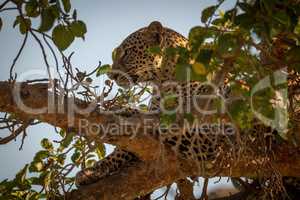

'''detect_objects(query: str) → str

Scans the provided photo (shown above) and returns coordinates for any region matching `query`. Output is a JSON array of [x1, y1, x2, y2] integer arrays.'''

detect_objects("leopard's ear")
[[148, 21, 163, 33], [147, 21, 164, 45]]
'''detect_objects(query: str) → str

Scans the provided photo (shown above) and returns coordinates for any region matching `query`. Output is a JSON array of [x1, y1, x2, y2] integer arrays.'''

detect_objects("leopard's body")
[[75, 21, 228, 186], [75, 21, 300, 194]]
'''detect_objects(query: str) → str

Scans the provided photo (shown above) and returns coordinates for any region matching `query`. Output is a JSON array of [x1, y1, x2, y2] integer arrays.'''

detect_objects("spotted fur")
[[75, 21, 299, 192]]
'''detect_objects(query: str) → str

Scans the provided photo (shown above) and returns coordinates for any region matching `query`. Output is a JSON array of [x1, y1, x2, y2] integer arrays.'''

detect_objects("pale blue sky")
[[0, 0, 236, 197]]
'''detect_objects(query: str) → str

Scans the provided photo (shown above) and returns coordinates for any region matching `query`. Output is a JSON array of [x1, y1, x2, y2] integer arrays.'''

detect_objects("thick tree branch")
[[176, 178, 195, 200], [67, 144, 300, 200], [0, 81, 160, 160], [1, 81, 300, 200]]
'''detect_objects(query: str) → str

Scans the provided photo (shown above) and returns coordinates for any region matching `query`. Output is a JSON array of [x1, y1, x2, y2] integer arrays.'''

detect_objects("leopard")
[[75, 21, 231, 186], [75, 21, 300, 197]]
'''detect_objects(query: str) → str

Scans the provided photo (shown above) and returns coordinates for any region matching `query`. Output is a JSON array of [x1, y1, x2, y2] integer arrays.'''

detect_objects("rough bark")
[[176, 179, 195, 200], [66, 144, 300, 200], [1, 81, 300, 200], [0, 81, 160, 160]]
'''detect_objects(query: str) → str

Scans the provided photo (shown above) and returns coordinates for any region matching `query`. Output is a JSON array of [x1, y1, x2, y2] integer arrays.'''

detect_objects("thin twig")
[[30, 30, 52, 80], [0, 0, 10, 10], [200, 178, 209, 200], [0, 120, 32, 145], [9, 32, 28, 80], [0, 7, 17, 12]]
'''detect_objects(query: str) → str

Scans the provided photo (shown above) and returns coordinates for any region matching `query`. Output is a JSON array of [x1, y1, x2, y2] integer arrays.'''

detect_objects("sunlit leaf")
[[41, 138, 53, 150], [71, 150, 81, 165], [95, 144, 106, 159], [96, 64, 111, 76], [192, 62, 206, 75], [175, 64, 206, 82], [85, 159, 96, 168], [147, 46, 161, 55], [61, 132, 75, 148], [29, 161, 44, 172], [33, 150, 49, 161], [15, 164, 28, 185], [160, 113, 176, 127]]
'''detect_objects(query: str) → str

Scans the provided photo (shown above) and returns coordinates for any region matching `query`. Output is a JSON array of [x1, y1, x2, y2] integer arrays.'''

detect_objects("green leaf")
[[228, 99, 252, 129], [49, 4, 60, 18], [13, 16, 21, 28], [39, 0, 49, 8], [261, 0, 274, 15], [95, 144, 106, 159], [217, 34, 238, 56], [211, 17, 224, 25], [165, 47, 178, 57], [147, 46, 161, 55], [234, 13, 254, 30], [192, 62, 206, 75], [71, 150, 81, 164], [59, 129, 66, 137], [175, 63, 206, 82], [0, 17, 2, 31], [52, 24, 74, 50], [61, 132, 75, 148], [38, 7, 56, 32], [57, 154, 66, 165], [237, 2, 253, 13], [15, 164, 28, 185], [33, 150, 49, 161], [188, 26, 212, 51], [11, 0, 22, 6], [44, 171, 52, 188], [96, 64, 111, 76], [273, 11, 290, 26], [61, 0, 71, 12], [160, 113, 177, 127], [29, 161, 44, 172], [69, 20, 87, 39], [40, 138, 53, 150], [85, 159, 96, 168], [25, 0, 39, 18], [139, 104, 148, 111], [201, 5, 217, 23], [286, 47, 300, 71], [19, 18, 31, 34], [184, 113, 194, 123], [72, 9, 77, 20], [196, 49, 213, 66], [294, 18, 300, 35]]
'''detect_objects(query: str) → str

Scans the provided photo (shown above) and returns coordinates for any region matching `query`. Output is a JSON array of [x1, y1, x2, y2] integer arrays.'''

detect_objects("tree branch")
[[0, 81, 160, 160], [1, 81, 300, 200], [66, 144, 300, 200]]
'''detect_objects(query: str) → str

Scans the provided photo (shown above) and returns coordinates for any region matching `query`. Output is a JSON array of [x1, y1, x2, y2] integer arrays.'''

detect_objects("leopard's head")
[[108, 21, 165, 87]]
